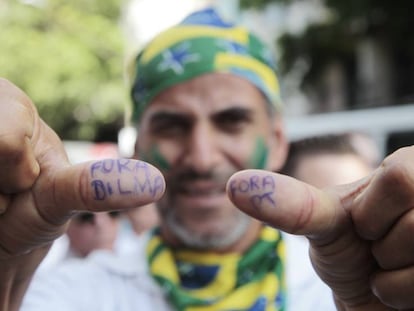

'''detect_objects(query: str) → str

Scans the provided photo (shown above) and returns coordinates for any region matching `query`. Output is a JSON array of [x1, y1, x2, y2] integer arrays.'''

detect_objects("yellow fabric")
[[141, 26, 249, 63], [147, 226, 286, 311], [215, 52, 280, 97]]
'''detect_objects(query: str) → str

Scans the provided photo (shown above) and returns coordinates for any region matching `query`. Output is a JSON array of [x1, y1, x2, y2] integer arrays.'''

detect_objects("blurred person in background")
[[347, 131, 382, 168], [2, 7, 414, 311], [66, 211, 121, 258], [281, 132, 378, 188]]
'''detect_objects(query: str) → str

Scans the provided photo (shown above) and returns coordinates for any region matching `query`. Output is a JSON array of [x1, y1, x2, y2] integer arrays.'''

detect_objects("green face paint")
[[141, 145, 170, 171], [249, 137, 269, 169]]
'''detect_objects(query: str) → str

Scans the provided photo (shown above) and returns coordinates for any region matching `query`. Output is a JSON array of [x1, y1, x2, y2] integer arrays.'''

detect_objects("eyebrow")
[[149, 111, 192, 126], [211, 106, 253, 121], [148, 106, 254, 125]]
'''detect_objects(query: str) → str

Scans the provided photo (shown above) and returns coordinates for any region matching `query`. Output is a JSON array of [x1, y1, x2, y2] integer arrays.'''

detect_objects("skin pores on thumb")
[[226, 169, 343, 240], [50, 159, 165, 220]]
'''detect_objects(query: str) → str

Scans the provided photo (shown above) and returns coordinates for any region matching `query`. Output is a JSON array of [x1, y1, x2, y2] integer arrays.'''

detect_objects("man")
[[1, 7, 414, 311]]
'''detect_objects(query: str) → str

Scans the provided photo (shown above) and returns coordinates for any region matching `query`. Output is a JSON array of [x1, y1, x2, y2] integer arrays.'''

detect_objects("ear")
[[133, 139, 139, 160], [267, 115, 289, 172]]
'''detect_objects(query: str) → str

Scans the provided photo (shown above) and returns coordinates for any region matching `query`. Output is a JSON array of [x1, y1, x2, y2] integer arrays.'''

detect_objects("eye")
[[213, 108, 253, 133], [149, 113, 191, 138]]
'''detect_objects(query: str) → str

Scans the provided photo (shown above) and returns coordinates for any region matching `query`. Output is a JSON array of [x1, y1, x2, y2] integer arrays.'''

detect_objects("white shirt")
[[21, 233, 336, 311]]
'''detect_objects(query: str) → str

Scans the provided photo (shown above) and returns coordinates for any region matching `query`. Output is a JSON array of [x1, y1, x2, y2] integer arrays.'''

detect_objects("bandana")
[[130, 7, 281, 122], [146, 226, 286, 311]]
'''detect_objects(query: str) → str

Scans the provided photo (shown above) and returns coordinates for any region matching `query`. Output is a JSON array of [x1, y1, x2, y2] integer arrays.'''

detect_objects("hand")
[[227, 146, 414, 310], [0, 78, 165, 310]]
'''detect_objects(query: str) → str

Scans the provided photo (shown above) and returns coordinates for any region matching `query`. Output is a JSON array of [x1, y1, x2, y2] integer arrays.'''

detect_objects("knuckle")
[[382, 161, 408, 186], [381, 160, 414, 202], [382, 147, 414, 188], [291, 184, 316, 235], [0, 134, 26, 159], [374, 285, 408, 309], [372, 267, 414, 309], [78, 167, 91, 210], [374, 211, 414, 269]]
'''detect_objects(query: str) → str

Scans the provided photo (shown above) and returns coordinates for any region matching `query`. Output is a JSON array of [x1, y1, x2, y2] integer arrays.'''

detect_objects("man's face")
[[136, 73, 286, 249]]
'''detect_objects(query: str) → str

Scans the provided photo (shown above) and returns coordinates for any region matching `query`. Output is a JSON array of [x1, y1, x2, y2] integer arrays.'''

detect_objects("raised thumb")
[[226, 169, 360, 240]]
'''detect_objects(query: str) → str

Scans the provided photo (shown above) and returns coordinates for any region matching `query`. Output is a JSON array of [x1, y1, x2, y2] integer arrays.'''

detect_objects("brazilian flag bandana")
[[146, 226, 286, 311], [130, 7, 281, 122]]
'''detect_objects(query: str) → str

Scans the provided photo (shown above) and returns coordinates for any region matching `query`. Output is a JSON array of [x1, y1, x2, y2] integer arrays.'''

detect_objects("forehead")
[[139, 72, 268, 120]]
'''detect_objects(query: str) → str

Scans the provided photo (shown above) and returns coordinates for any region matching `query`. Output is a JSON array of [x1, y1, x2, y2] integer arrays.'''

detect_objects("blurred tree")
[[242, 0, 414, 111], [0, 0, 127, 141], [240, 0, 289, 9]]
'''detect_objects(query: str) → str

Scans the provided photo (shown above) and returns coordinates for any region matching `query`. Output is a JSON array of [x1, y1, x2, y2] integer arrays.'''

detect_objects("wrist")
[[0, 246, 50, 311]]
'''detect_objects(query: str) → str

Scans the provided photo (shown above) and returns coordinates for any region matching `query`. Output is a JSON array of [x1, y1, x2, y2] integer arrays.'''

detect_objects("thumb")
[[39, 158, 165, 222], [227, 169, 388, 308], [227, 169, 367, 240]]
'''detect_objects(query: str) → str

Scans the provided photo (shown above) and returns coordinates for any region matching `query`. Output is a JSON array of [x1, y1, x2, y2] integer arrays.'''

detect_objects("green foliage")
[[324, 0, 414, 45], [240, 0, 288, 10], [0, 0, 127, 141], [272, 0, 414, 100], [242, 0, 414, 66], [278, 22, 357, 86]]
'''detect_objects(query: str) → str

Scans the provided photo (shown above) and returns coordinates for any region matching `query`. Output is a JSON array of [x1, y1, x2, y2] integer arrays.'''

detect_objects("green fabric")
[[146, 226, 286, 311], [130, 7, 281, 122]]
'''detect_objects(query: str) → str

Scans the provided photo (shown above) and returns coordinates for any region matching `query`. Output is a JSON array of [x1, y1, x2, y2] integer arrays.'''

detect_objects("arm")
[[227, 146, 414, 310], [0, 78, 165, 310]]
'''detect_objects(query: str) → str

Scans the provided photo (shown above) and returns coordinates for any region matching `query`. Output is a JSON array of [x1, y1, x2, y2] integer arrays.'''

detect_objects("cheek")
[[220, 136, 269, 170], [139, 143, 179, 171]]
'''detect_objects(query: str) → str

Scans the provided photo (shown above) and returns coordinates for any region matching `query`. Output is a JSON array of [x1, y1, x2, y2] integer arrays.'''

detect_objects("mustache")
[[167, 168, 232, 188]]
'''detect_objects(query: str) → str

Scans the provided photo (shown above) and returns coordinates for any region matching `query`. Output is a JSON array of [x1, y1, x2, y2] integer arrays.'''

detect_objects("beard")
[[157, 167, 252, 250], [161, 206, 251, 250]]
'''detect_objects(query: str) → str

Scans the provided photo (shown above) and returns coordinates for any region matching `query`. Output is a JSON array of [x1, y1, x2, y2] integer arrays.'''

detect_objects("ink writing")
[[229, 174, 276, 209], [90, 159, 164, 200], [90, 159, 151, 178]]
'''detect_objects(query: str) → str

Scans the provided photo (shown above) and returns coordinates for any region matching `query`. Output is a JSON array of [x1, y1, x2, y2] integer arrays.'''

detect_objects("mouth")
[[180, 181, 225, 194], [173, 181, 228, 207]]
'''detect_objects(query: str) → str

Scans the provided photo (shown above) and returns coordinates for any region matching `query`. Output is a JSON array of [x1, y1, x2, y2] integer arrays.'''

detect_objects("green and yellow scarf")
[[147, 226, 286, 311]]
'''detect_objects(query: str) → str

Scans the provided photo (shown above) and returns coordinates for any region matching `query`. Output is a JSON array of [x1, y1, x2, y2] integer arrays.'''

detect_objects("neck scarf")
[[147, 226, 286, 311]]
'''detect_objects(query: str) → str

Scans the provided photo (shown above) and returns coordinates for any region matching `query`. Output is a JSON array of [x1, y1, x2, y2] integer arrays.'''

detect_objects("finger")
[[351, 146, 414, 240], [371, 266, 414, 309], [0, 136, 40, 193], [0, 78, 40, 193], [37, 158, 165, 223], [226, 169, 348, 240], [227, 169, 382, 307], [371, 209, 414, 270]]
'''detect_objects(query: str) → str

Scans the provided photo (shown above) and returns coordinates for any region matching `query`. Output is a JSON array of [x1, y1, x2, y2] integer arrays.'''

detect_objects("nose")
[[183, 122, 221, 173]]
